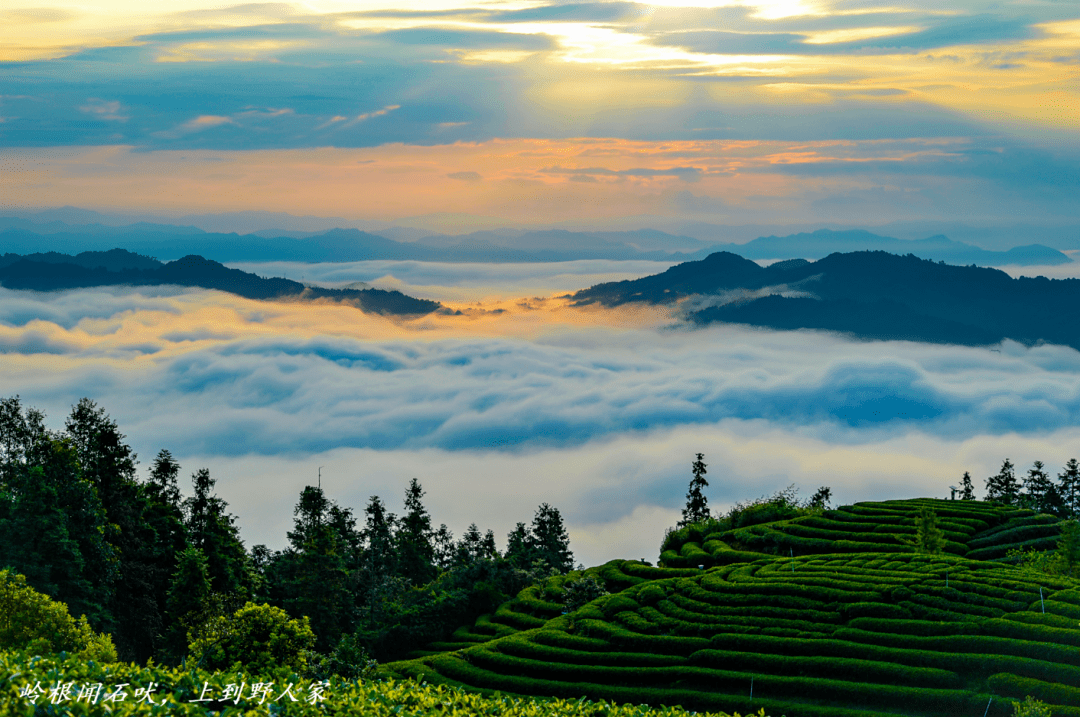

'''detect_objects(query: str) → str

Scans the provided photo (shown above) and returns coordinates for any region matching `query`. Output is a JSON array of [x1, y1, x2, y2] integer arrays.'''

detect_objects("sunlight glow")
[[802, 25, 922, 44]]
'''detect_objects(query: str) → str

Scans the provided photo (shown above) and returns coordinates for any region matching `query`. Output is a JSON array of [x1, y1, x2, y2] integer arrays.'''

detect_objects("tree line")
[[957, 458, 1080, 517], [0, 396, 575, 666]]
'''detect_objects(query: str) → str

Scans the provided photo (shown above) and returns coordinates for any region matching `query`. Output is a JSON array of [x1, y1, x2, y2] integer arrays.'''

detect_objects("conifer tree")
[[432, 524, 455, 571], [183, 468, 250, 597], [396, 478, 436, 584], [960, 471, 976, 500], [530, 503, 573, 573], [164, 546, 212, 662], [455, 523, 486, 567], [144, 450, 189, 652], [279, 485, 354, 652], [360, 496, 396, 629], [504, 522, 533, 569], [65, 399, 160, 662], [680, 453, 710, 527], [1059, 459, 1080, 518], [1022, 460, 1055, 512], [986, 458, 1019, 504]]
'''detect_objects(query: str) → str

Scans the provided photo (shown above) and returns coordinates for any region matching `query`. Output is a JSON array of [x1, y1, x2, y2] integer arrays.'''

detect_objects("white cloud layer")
[[2, 274, 1079, 565]]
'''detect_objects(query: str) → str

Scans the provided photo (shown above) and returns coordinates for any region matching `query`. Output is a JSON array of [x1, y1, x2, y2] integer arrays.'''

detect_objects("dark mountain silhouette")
[[0, 250, 440, 316], [572, 250, 1080, 350], [0, 248, 162, 272]]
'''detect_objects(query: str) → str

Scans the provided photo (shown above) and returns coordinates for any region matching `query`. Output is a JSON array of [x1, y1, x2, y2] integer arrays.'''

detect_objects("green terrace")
[[388, 500, 1080, 717], [660, 499, 1065, 567]]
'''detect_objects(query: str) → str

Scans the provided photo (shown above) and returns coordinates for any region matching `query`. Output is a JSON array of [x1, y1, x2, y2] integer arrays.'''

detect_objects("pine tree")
[[360, 496, 396, 629], [1059, 459, 1080, 518], [164, 546, 212, 662], [679, 453, 710, 527], [432, 524, 455, 571], [529, 503, 573, 574], [504, 522, 533, 570], [280, 485, 353, 652], [455, 523, 485, 567], [985, 458, 1019, 504], [143, 450, 189, 657], [960, 471, 976, 500], [65, 399, 160, 662], [396, 478, 436, 585], [183, 468, 249, 597], [1022, 461, 1054, 512]]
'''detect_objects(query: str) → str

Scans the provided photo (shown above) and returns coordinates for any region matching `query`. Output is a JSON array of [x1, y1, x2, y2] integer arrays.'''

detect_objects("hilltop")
[[572, 250, 1080, 351], [0, 249, 440, 316]]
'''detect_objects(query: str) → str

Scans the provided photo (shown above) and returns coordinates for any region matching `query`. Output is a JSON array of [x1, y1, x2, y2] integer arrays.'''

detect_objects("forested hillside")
[[0, 250, 440, 316], [0, 396, 574, 667], [572, 251, 1080, 351]]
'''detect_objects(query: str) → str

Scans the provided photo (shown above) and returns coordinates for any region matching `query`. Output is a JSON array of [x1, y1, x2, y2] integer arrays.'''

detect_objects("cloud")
[[541, 166, 703, 181], [4, 281, 1080, 565], [4, 284, 1080, 460], [79, 98, 128, 122], [447, 171, 482, 181]]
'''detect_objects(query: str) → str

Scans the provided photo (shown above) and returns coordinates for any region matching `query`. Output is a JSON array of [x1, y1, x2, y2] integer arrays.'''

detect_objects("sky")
[[2, 0, 1080, 565], [1, 0, 1078, 229]]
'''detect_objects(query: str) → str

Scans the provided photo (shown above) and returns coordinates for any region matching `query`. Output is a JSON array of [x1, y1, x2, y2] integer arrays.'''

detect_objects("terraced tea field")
[[662, 498, 1065, 568], [390, 500, 1080, 717]]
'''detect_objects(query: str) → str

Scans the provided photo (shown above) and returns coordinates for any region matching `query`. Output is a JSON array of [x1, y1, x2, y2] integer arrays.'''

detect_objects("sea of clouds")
[[2, 260, 1079, 566]]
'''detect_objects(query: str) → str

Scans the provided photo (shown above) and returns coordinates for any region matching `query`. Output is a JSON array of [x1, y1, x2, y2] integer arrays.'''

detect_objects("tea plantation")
[[389, 500, 1080, 717], [0, 649, 763, 717], [661, 498, 1065, 567]]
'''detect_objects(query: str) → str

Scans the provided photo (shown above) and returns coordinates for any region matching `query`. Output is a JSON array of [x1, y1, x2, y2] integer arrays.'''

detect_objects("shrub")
[[1014, 696, 1054, 717], [189, 601, 315, 674], [564, 575, 609, 612], [0, 569, 116, 662]]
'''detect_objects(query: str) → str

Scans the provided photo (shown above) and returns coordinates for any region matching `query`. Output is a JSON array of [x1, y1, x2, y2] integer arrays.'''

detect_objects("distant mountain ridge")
[[0, 250, 440, 316], [0, 217, 1070, 266], [572, 250, 1080, 351]]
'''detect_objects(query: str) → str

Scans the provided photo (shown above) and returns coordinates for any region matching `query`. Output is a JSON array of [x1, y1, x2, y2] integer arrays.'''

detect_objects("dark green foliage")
[[989, 673, 1080, 708], [64, 398, 165, 662], [530, 503, 575, 574], [0, 398, 117, 632], [961, 471, 977, 500], [1021, 460, 1066, 516], [987, 459, 1021, 505], [397, 478, 437, 584], [563, 574, 609, 612], [164, 546, 212, 662], [183, 468, 250, 597], [1059, 521, 1080, 577], [679, 453, 710, 527], [274, 485, 357, 652], [808, 486, 832, 510], [907, 507, 946, 555], [1060, 459, 1080, 517]]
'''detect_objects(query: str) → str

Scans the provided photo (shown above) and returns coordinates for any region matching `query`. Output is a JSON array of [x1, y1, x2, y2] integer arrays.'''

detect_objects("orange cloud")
[[0, 138, 972, 229]]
